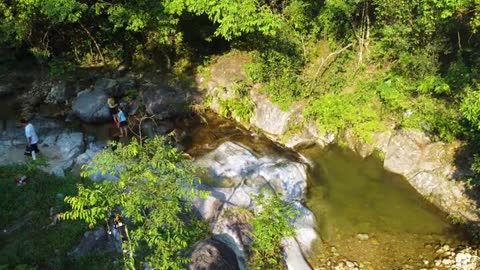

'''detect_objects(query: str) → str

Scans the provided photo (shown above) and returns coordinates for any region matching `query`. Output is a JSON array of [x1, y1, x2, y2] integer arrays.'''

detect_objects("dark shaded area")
[[188, 237, 240, 270]]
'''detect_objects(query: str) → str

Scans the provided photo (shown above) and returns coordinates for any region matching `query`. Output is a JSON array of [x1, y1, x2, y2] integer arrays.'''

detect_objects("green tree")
[[60, 137, 208, 269]]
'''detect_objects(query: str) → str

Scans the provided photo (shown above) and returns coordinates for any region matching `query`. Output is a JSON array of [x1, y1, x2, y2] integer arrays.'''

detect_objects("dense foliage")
[[60, 137, 209, 269]]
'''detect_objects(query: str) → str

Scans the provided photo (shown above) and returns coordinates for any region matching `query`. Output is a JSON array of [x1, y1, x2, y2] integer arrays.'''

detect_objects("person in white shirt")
[[20, 118, 39, 160]]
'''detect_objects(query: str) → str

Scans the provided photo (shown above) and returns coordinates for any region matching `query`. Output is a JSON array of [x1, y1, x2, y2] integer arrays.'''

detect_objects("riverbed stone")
[[72, 88, 110, 123]]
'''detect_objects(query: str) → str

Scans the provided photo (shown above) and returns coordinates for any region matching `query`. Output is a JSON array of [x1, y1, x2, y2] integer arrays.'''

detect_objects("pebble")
[[345, 260, 355, 268], [442, 258, 453, 265], [356, 233, 369, 241]]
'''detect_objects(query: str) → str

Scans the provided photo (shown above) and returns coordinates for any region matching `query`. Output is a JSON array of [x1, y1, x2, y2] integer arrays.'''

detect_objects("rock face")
[[346, 129, 479, 221], [189, 238, 241, 270], [142, 84, 187, 119], [72, 89, 110, 123]]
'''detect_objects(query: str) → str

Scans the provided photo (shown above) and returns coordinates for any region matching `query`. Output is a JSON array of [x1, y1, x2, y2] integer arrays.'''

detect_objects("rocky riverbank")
[[197, 52, 480, 224], [1, 59, 479, 269]]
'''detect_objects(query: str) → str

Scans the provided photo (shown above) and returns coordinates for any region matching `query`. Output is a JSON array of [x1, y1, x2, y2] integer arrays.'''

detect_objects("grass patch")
[[0, 164, 114, 269]]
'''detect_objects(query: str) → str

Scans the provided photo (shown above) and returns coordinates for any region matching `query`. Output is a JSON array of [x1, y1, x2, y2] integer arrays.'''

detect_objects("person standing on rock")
[[20, 119, 39, 160], [108, 96, 119, 127], [117, 107, 128, 137]]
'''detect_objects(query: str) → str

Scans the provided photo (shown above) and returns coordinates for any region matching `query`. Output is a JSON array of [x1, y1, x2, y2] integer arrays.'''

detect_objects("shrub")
[[303, 90, 383, 142], [248, 192, 299, 270]]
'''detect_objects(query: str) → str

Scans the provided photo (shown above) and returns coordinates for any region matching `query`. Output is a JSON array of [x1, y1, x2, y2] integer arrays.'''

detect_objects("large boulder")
[[193, 141, 319, 265], [250, 91, 292, 136], [189, 238, 241, 270], [209, 52, 251, 89], [72, 89, 110, 123], [142, 84, 187, 119], [195, 142, 308, 201]]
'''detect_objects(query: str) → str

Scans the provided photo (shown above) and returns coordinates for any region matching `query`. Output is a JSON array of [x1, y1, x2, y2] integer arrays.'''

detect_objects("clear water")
[[301, 145, 465, 268]]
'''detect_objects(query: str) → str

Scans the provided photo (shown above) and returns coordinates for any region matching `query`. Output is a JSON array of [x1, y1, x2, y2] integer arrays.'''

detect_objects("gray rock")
[[45, 81, 67, 104], [40, 131, 85, 176], [283, 237, 312, 270], [195, 142, 307, 202], [292, 202, 319, 252], [195, 142, 258, 187], [94, 78, 118, 95], [142, 84, 187, 119], [72, 89, 110, 123], [212, 207, 251, 269], [70, 228, 119, 258], [193, 195, 223, 221], [250, 91, 291, 135], [56, 132, 85, 160], [188, 238, 240, 270]]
